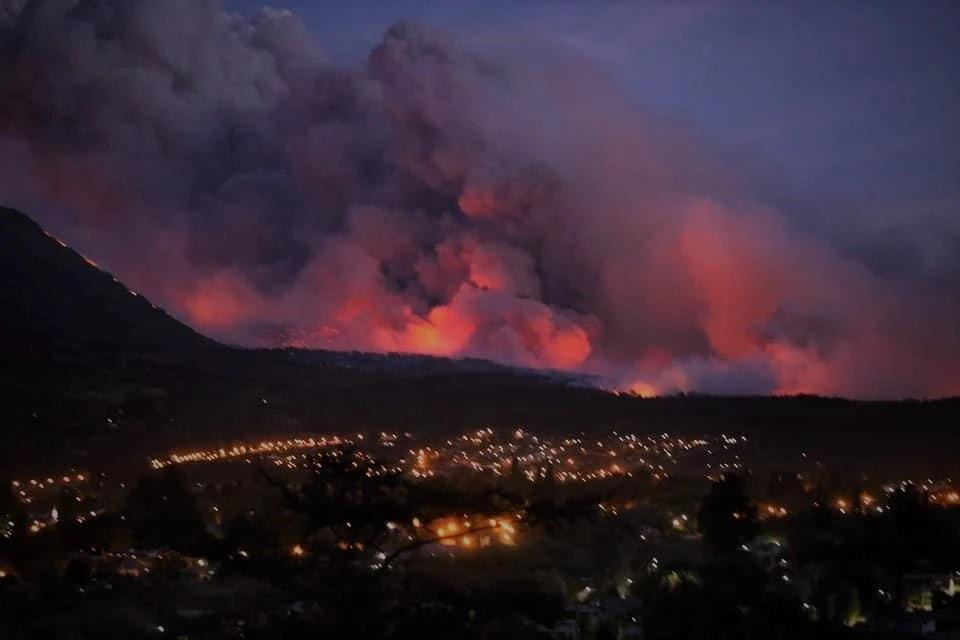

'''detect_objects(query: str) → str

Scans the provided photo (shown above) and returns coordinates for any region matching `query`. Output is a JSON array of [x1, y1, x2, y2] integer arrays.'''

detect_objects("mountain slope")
[[0, 207, 213, 353], [0, 206, 618, 465]]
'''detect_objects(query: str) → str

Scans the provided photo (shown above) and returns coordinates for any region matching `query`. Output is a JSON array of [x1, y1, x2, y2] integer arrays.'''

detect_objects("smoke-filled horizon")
[[1, 0, 958, 399]]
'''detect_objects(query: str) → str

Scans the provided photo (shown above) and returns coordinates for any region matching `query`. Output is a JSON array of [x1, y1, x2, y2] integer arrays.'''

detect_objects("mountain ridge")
[[2, 206, 959, 475], [0, 206, 214, 353]]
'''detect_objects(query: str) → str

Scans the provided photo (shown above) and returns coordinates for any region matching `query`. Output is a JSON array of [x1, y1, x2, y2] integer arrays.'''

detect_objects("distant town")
[[4, 427, 960, 638]]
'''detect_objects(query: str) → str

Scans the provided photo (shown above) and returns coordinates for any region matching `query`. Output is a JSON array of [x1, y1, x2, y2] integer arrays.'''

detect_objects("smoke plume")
[[1, 0, 957, 398]]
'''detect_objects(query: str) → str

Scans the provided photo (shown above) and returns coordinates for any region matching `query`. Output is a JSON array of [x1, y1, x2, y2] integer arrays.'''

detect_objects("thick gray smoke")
[[1, 0, 958, 398]]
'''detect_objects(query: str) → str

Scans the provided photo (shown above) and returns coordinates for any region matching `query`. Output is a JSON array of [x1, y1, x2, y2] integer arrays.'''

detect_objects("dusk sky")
[[1, 0, 958, 398]]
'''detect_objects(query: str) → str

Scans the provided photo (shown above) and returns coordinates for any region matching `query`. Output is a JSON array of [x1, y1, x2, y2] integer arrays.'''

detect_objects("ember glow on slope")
[[1, 0, 958, 398]]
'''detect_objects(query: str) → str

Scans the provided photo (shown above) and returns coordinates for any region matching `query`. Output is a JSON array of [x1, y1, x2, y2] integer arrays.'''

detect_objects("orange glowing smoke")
[[374, 303, 477, 357], [159, 196, 956, 399], [628, 381, 659, 398], [676, 202, 794, 359], [181, 271, 264, 330], [542, 325, 592, 369]]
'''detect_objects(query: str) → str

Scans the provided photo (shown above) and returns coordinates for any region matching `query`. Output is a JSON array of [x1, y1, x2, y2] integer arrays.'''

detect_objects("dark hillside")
[[0, 207, 213, 353]]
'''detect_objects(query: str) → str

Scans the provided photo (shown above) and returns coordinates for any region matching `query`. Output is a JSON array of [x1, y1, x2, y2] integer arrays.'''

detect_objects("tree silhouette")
[[509, 455, 523, 485], [124, 467, 209, 553], [0, 478, 12, 517], [260, 449, 524, 568], [698, 474, 758, 556], [887, 483, 930, 535], [260, 447, 604, 568]]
